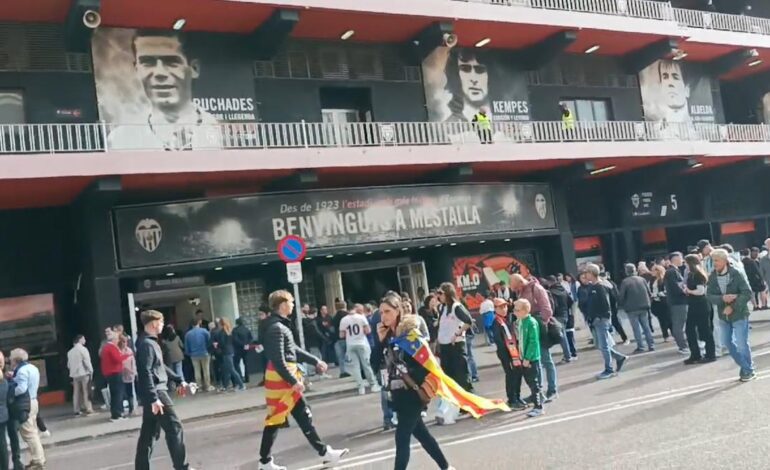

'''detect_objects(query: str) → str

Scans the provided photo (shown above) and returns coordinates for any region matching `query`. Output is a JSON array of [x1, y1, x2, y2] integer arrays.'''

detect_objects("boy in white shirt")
[[340, 304, 381, 395]]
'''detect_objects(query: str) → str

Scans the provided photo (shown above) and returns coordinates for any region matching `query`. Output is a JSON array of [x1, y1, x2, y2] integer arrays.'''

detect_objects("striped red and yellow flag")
[[394, 329, 510, 418], [264, 362, 302, 426]]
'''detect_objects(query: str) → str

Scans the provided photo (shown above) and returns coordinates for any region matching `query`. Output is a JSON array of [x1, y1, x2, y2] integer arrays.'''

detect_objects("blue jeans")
[[593, 317, 626, 373], [538, 346, 558, 395], [171, 361, 184, 380], [719, 318, 754, 375], [380, 388, 394, 426], [220, 354, 244, 389], [335, 341, 347, 375], [628, 309, 655, 350], [465, 338, 479, 380]]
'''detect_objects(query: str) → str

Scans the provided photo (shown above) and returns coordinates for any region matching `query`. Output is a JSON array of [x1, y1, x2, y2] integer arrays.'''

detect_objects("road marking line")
[[297, 370, 770, 470]]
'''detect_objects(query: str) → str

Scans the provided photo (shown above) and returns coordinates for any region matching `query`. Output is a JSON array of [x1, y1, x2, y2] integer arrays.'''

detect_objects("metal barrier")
[[3, 121, 770, 154]]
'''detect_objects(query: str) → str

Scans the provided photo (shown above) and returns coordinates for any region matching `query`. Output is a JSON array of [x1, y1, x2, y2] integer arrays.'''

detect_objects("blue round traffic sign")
[[277, 235, 307, 263]]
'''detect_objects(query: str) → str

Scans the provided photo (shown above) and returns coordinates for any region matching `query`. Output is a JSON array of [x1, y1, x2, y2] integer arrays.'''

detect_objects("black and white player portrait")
[[422, 46, 529, 126], [92, 28, 257, 151], [639, 59, 715, 137], [535, 193, 548, 220]]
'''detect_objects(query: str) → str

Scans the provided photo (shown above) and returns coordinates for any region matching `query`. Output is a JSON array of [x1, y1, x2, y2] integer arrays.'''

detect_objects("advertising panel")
[[115, 183, 556, 268]]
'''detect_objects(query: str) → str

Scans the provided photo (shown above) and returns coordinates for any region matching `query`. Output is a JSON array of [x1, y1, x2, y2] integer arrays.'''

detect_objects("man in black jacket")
[[135, 310, 194, 470], [585, 264, 628, 380], [664, 252, 690, 354], [232, 318, 254, 383], [258, 290, 348, 470], [546, 275, 577, 363]]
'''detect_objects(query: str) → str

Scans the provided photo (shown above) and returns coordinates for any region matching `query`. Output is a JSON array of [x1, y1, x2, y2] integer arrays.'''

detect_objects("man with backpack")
[[546, 276, 577, 363], [510, 274, 559, 403]]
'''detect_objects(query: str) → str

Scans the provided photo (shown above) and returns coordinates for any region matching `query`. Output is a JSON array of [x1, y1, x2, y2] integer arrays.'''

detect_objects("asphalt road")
[[44, 321, 770, 470]]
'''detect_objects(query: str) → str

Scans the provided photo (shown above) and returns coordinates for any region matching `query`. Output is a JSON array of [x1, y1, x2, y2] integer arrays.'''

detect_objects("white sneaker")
[[371, 384, 382, 393], [390, 415, 398, 426], [258, 458, 287, 470], [322, 446, 349, 466], [40, 430, 51, 438], [357, 386, 366, 395]]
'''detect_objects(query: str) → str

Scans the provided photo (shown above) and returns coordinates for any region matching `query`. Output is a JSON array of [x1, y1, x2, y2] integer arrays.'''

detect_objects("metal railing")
[[462, 0, 770, 37], [3, 120, 770, 154], [673, 8, 770, 34]]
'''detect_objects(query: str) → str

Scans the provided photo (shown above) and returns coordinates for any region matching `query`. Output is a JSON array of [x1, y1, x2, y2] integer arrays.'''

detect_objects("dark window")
[[561, 98, 613, 121]]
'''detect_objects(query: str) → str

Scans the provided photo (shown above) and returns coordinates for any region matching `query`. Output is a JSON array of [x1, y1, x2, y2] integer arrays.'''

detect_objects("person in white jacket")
[[67, 335, 94, 416]]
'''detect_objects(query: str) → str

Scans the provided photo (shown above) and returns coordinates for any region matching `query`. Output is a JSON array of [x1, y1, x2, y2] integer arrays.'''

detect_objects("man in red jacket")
[[100, 329, 130, 422]]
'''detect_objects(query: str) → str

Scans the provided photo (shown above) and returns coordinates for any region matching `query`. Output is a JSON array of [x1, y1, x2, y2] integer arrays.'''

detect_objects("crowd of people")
[[2, 237, 766, 470]]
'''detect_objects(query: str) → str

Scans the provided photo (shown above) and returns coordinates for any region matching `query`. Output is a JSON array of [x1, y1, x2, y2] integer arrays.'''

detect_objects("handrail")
[[2, 120, 770, 154]]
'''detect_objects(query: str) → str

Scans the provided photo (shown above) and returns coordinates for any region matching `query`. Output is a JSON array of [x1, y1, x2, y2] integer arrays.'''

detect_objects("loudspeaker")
[[65, 0, 101, 53]]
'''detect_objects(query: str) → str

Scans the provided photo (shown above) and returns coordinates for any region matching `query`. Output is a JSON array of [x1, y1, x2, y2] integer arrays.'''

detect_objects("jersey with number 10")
[[339, 313, 370, 347]]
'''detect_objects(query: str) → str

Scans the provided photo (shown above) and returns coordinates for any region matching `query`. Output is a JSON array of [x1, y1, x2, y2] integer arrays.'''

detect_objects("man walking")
[[67, 335, 94, 416], [584, 264, 628, 380], [259, 290, 348, 470], [135, 310, 194, 470], [510, 274, 558, 402], [618, 264, 655, 353], [184, 319, 213, 391], [9, 348, 45, 469], [339, 305, 380, 395], [664, 252, 690, 355], [760, 239, 770, 309], [707, 249, 755, 382], [232, 318, 253, 383]]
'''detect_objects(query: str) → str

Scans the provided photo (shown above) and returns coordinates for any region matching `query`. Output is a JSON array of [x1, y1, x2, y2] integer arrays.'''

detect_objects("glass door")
[[397, 262, 429, 306], [209, 283, 240, 326], [322, 109, 360, 145]]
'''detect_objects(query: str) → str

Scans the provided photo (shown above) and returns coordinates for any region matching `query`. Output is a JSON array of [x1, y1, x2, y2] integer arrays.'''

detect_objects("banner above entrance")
[[114, 183, 556, 269]]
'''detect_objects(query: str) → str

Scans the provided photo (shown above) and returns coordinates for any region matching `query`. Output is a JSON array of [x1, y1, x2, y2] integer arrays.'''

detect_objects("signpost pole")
[[293, 282, 305, 350], [278, 235, 309, 351]]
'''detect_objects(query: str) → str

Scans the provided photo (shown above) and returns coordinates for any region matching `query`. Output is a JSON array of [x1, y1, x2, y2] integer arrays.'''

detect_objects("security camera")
[[443, 33, 458, 48], [83, 9, 101, 29]]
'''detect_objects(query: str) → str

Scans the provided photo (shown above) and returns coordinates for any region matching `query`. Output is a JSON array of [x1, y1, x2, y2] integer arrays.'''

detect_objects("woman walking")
[[649, 265, 672, 342], [373, 293, 455, 470], [119, 336, 137, 416], [215, 318, 246, 392], [435, 282, 474, 424], [683, 254, 716, 364]]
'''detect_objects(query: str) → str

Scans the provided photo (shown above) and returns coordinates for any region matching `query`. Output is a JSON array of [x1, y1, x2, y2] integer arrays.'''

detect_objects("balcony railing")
[[461, 0, 770, 37], [2, 120, 770, 154]]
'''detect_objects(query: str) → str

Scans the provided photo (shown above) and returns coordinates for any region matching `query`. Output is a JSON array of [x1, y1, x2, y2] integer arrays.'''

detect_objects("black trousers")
[[611, 310, 628, 342], [234, 349, 249, 382], [512, 361, 542, 408], [686, 306, 715, 360], [259, 397, 326, 463], [438, 343, 471, 391], [652, 301, 672, 340], [394, 405, 449, 470], [135, 391, 188, 470], [107, 374, 124, 419], [498, 357, 517, 404]]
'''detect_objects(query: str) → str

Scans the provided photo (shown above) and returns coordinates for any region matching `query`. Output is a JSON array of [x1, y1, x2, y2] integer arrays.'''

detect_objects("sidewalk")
[[41, 341, 514, 449]]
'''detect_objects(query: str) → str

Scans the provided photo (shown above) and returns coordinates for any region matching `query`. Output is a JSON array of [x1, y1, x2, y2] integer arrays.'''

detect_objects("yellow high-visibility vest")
[[562, 110, 575, 130], [474, 113, 491, 130]]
